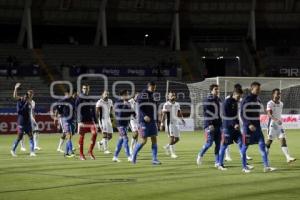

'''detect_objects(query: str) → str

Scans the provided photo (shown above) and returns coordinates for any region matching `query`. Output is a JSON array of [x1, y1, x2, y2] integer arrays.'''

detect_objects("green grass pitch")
[[0, 130, 299, 200]]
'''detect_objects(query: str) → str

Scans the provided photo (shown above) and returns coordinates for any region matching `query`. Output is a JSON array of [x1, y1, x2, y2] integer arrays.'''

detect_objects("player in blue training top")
[[11, 92, 36, 157], [197, 84, 222, 167], [54, 89, 76, 158], [112, 89, 136, 162], [217, 86, 254, 171], [240, 81, 276, 173], [131, 81, 161, 165], [55, 90, 77, 154]]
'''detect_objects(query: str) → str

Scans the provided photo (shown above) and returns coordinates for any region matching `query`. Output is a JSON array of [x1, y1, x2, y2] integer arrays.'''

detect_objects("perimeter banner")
[[0, 114, 57, 134], [260, 114, 300, 129]]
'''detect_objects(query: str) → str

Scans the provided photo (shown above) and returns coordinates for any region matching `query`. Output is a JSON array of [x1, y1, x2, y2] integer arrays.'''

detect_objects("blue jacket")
[[222, 96, 239, 129], [137, 89, 157, 123], [203, 94, 222, 128], [75, 94, 96, 123], [240, 93, 262, 128], [17, 98, 31, 125], [56, 97, 75, 122], [114, 99, 135, 127]]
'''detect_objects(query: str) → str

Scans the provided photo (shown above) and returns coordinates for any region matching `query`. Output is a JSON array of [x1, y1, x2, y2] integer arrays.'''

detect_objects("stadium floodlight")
[[145, 34, 149, 38]]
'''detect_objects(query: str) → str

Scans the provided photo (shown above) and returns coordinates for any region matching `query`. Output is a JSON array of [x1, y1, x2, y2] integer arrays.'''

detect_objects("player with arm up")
[[11, 92, 36, 157]]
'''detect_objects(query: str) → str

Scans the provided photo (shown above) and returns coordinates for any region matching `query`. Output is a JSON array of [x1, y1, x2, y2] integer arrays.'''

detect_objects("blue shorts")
[[204, 127, 221, 144], [138, 122, 158, 138], [17, 123, 32, 134], [222, 128, 242, 145], [60, 118, 75, 135], [242, 126, 265, 145], [117, 126, 128, 137]]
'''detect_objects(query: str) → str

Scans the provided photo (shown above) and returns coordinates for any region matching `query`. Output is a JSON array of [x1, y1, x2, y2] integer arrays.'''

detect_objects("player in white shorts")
[[96, 90, 114, 154], [265, 88, 296, 163], [13, 83, 41, 151], [128, 92, 139, 155], [160, 91, 185, 158]]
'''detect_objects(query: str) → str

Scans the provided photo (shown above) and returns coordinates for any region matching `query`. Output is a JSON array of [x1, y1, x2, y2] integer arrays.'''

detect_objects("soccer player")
[[196, 84, 222, 167], [224, 83, 252, 162], [55, 90, 77, 153], [131, 81, 161, 165], [13, 83, 41, 151], [218, 86, 249, 170], [96, 90, 114, 154], [160, 91, 185, 158], [54, 90, 76, 157], [75, 84, 97, 160], [240, 82, 276, 173], [128, 92, 139, 155], [112, 90, 136, 162], [265, 88, 296, 163], [11, 92, 36, 157]]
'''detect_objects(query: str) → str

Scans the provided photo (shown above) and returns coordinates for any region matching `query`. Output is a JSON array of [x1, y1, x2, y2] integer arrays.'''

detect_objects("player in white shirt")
[[265, 88, 296, 163], [128, 92, 139, 155], [96, 90, 114, 154], [13, 83, 41, 152], [160, 91, 185, 158]]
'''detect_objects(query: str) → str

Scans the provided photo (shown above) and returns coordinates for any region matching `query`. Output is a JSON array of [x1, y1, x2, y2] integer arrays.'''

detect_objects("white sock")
[[100, 138, 105, 144], [33, 132, 39, 148], [130, 138, 137, 154], [225, 148, 231, 158], [58, 138, 64, 150], [21, 137, 25, 149], [170, 145, 175, 155], [281, 146, 291, 159], [103, 138, 109, 151]]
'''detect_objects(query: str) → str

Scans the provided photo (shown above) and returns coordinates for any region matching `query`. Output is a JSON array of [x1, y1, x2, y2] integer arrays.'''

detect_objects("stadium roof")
[[0, 0, 300, 28]]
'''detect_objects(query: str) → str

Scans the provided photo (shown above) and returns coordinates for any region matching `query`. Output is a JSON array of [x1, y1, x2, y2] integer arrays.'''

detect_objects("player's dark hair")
[[233, 87, 243, 95], [119, 89, 128, 96], [209, 84, 219, 91], [234, 83, 242, 90], [250, 81, 261, 88], [148, 81, 156, 86], [272, 88, 280, 95]]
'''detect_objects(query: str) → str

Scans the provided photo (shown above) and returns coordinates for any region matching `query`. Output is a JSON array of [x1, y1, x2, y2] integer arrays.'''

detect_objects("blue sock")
[[219, 144, 228, 166], [241, 145, 248, 169], [132, 143, 143, 163], [123, 137, 130, 157], [29, 138, 34, 153], [69, 140, 73, 154], [259, 141, 269, 167], [65, 139, 72, 154], [152, 143, 158, 161], [12, 139, 20, 152], [114, 137, 123, 158], [199, 141, 212, 157]]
